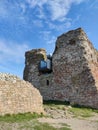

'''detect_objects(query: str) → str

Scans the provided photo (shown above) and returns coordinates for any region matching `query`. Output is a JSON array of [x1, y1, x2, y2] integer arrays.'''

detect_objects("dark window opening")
[[46, 80, 49, 86], [91, 54, 92, 58]]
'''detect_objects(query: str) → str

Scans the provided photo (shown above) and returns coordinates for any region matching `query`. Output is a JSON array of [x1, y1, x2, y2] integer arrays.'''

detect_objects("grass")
[[68, 107, 93, 118], [0, 117, 71, 130], [19, 122, 72, 130], [34, 122, 71, 130], [68, 105, 98, 118], [43, 100, 70, 111], [0, 101, 98, 130], [59, 123, 71, 130], [0, 112, 43, 122], [44, 100, 98, 118]]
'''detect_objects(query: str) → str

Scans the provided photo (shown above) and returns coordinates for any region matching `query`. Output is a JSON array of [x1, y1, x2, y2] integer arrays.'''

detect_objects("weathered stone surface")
[[0, 73, 44, 115], [23, 28, 98, 109]]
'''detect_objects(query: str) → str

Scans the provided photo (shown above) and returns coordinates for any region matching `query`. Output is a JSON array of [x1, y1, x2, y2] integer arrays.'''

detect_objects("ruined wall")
[[0, 73, 44, 115], [24, 28, 98, 109], [23, 49, 54, 100], [52, 28, 98, 108]]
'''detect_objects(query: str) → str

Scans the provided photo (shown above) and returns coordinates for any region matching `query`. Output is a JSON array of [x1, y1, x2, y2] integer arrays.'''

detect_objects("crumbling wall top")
[[25, 48, 47, 64]]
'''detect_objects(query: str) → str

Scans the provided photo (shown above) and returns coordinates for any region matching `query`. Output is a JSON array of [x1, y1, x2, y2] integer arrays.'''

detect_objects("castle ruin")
[[23, 28, 98, 109]]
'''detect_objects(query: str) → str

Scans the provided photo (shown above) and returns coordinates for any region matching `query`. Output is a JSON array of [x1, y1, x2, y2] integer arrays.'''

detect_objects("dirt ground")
[[38, 116, 98, 130], [38, 106, 98, 130], [0, 105, 98, 130]]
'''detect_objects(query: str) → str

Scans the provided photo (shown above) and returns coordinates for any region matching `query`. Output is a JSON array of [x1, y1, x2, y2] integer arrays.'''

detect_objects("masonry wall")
[[23, 49, 54, 100], [52, 28, 98, 108], [0, 73, 44, 115], [23, 28, 98, 109]]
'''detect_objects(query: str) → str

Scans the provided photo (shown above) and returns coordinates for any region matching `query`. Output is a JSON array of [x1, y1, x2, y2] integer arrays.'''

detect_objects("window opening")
[[91, 54, 92, 58], [46, 80, 49, 86]]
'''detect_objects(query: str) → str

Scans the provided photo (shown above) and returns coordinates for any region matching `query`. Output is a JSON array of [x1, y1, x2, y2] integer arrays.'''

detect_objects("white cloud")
[[0, 0, 85, 31], [89, 0, 98, 9], [0, 39, 31, 77], [0, 1, 9, 18], [47, 36, 56, 45], [26, 0, 85, 21], [0, 39, 30, 63], [32, 20, 43, 27], [65, 21, 72, 28], [48, 0, 70, 21], [36, 7, 46, 19], [0, 1, 26, 22], [48, 0, 85, 21], [45, 18, 72, 31], [39, 31, 56, 53], [25, 0, 85, 32], [72, 15, 81, 25], [20, 3, 26, 14], [26, 0, 48, 8]]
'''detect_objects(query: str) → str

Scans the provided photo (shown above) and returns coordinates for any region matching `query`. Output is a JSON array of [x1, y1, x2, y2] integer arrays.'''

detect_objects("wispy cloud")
[[0, 39, 30, 63], [0, 39, 30, 77], [45, 18, 72, 31], [26, 0, 47, 8], [89, 0, 98, 9], [25, 0, 85, 32], [0, 0, 85, 31], [48, 0, 70, 21], [0, 1, 27, 23], [32, 20, 43, 27], [48, 0, 85, 21], [39, 31, 56, 53], [26, 0, 85, 21]]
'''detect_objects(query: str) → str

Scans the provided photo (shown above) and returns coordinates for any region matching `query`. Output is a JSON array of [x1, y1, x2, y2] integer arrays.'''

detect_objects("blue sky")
[[0, 0, 98, 78]]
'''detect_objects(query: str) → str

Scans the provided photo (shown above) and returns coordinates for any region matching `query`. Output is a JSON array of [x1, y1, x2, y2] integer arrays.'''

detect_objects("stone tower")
[[23, 28, 98, 109], [23, 49, 47, 87]]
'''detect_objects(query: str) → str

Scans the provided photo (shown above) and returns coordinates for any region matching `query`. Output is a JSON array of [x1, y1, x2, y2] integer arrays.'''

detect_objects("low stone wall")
[[0, 73, 44, 115]]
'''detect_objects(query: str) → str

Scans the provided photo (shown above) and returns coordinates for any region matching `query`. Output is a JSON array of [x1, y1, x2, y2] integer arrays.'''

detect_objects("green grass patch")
[[0, 112, 43, 123], [34, 122, 71, 130], [68, 107, 94, 118], [34, 123, 56, 130], [59, 127, 71, 130], [44, 101, 98, 118], [59, 123, 71, 130], [68, 104, 98, 118], [93, 109, 98, 113]]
